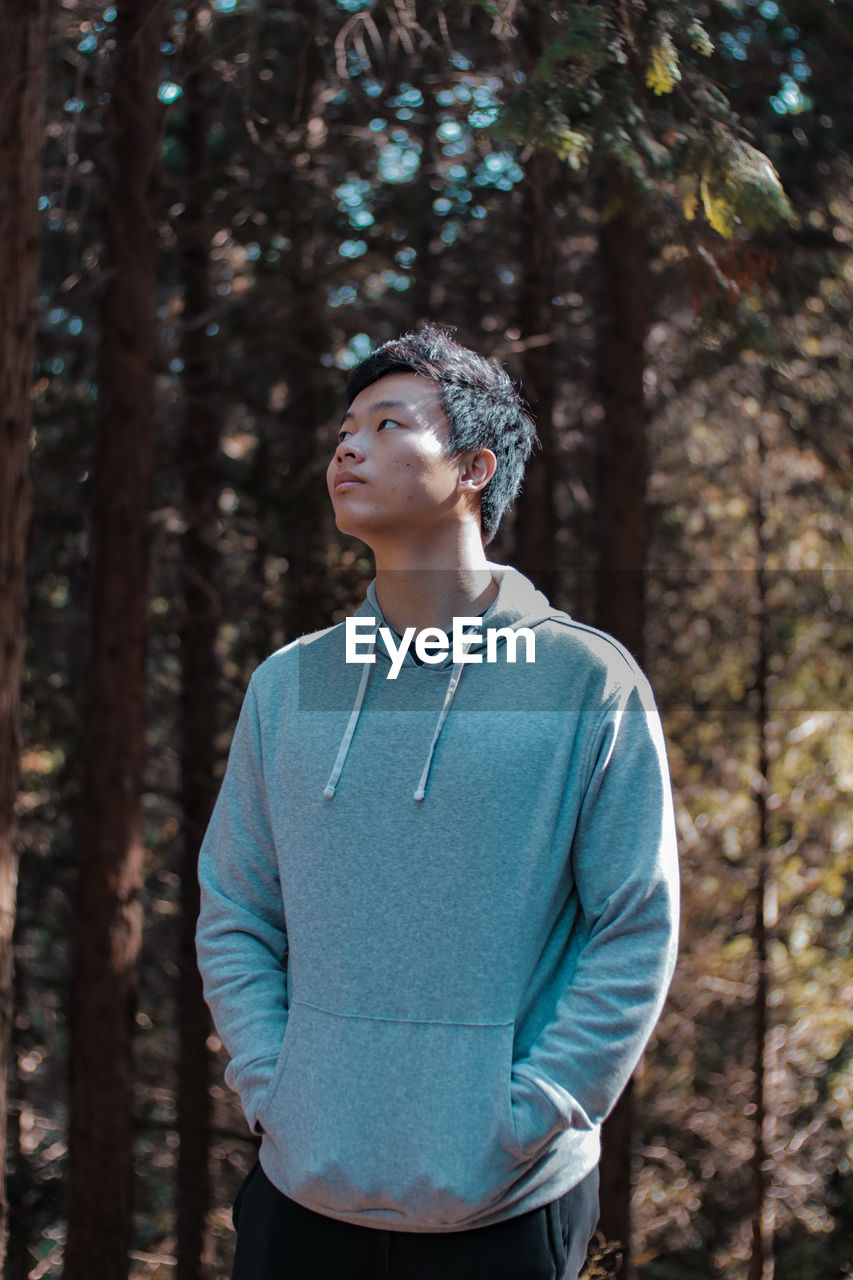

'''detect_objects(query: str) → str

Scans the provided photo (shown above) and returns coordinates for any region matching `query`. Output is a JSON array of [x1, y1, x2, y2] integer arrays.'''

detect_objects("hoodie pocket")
[[256, 999, 524, 1226]]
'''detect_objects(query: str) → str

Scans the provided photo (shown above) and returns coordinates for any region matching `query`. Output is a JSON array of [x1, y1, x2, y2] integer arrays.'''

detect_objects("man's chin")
[[333, 516, 377, 552], [334, 510, 377, 537]]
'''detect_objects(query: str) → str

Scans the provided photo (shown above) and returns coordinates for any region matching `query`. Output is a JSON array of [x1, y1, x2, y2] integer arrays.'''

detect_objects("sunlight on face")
[[326, 374, 465, 546]]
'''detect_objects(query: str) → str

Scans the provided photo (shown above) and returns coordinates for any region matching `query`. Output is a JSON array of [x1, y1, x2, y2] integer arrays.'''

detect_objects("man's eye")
[[377, 418, 401, 430], [338, 429, 350, 441]]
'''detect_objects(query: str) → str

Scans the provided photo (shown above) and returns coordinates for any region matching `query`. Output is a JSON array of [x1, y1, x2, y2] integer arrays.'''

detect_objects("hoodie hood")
[[356, 562, 557, 666], [323, 564, 565, 803]]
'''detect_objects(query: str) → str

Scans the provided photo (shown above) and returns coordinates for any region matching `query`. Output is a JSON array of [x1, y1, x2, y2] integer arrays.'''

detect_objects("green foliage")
[[688, 21, 715, 58], [533, 5, 610, 73], [478, 0, 797, 241], [681, 136, 799, 237]]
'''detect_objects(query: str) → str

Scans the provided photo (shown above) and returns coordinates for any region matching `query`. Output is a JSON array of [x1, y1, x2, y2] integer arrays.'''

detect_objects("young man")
[[196, 324, 679, 1280]]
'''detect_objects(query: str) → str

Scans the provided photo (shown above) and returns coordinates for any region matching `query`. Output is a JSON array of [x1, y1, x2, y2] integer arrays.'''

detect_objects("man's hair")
[[345, 323, 538, 545]]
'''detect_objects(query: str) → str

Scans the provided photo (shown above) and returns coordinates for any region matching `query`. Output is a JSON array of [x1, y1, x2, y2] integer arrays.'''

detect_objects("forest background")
[[0, 0, 851, 1278]]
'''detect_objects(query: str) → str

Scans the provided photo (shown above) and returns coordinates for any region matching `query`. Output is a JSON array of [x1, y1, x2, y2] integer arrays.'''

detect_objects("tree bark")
[[511, 0, 559, 598], [0, 0, 50, 1266], [64, 2, 161, 1276], [410, 91, 444, 324], [176, 4, 218, 1275], [747, 426, 774, 1280], [277, 0, 335, 640], [594, 200, 648, 661], [595, 193, 650, 1280], [512, 146, 560, 597]]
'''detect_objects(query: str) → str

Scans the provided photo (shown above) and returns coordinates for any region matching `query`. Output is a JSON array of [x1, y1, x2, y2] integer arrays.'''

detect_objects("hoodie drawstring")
[[321, 569, 558, 805], [323, 659, 372, 800], [413, 661, 465, 802], [322, 658, 467, 804]]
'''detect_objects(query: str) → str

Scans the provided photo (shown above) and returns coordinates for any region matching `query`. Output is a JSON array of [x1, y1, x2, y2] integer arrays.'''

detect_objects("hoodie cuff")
[[510, 1063, 592, 1153], [226, 1053, 280, 1136]]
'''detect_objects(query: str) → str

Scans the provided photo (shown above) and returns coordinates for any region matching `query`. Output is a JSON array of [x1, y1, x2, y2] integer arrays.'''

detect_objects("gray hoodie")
[[196, 564, 679, 1232]]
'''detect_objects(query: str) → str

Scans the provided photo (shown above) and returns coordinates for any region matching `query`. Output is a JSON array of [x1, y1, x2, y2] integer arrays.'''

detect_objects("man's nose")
[[336, 438, 363, 462]]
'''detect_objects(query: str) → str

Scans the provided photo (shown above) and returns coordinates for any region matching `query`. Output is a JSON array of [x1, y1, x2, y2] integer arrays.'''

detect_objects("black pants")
[[231, 1161, 600, 1280]]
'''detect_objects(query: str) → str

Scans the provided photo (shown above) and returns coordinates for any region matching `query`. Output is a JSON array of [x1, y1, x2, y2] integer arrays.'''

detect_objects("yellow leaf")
[[689, 22, 714, 57], [551, 126, 591, 171], [701, 174, 738, 238], [681, 177, 699, 222], [646, 34, 682, 96]]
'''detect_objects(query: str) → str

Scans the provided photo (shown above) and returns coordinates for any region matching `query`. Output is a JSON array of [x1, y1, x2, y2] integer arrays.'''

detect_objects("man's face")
[[327, 372, 474, 545]]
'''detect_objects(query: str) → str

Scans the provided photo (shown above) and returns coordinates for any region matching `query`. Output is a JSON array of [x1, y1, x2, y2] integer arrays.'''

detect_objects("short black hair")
[[345, 323, 537, 545]]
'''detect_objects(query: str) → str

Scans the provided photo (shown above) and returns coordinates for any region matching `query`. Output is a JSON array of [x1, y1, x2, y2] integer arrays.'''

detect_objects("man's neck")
[[369, 524, 498, 635], [375, 569, 498, 636]]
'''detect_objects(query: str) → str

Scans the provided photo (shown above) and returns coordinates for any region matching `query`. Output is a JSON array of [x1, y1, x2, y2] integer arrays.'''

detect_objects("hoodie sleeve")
[[511, 670, 679, 1151], [196, 673, 288, 1135]]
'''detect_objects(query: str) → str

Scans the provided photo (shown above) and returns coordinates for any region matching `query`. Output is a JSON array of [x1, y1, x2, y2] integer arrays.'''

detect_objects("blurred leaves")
[[646, 33, 682, 96]]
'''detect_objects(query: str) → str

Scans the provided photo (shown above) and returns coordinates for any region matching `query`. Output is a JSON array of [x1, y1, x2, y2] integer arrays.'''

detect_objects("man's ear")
[[458, 447, 497, 494]]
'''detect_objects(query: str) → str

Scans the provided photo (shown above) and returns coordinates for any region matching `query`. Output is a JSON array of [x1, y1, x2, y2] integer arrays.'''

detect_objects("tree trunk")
[[0, 0, 50, 1266], [594, 200, 648, 661], [410, 91, 444, 324], [176, 4, 218, 1275], [64, 2, 161, 1276], [278, 0, 335, 640], [595, 194, 650, 1280], [512, 147, 560, 597], [511, 0, 559, 599], [280, 278, 335, 639], [748, 426, 774, 1280]]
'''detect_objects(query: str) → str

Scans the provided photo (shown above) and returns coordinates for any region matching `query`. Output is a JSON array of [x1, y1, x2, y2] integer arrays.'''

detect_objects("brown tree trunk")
[[748, 426, 774, 1280], [0, 0, 50, 1266], [410, 92, 444, 324], [176, 4, 218, 1274], [511, 0, 559, 599], [278, 0, 335, 640], [512, 147, 560, 598], [64, 2, 161, 1276], [280, 279, 335, 639], [595, 193, 649, 1280], [594, 200, 648, 661]]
